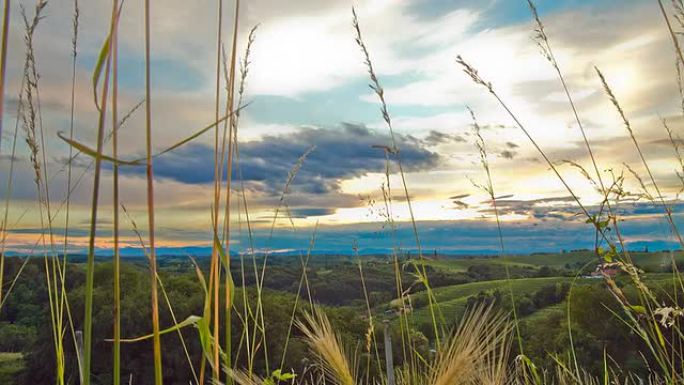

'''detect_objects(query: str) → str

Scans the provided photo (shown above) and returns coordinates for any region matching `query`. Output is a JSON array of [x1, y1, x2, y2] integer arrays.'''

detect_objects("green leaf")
[[58, 132, 142, 166], [267, 369, 295, 384], [196, 317, 215, 366], [629, 305, 646, 314], [214, 232, 235, 306], [188, 256, 216, 366], [278, 372, 296, 381], [518, 354, 542, 385], [92, 34, 111, 110], [61, 105, 250, 169], [144, 102, 251, 162], [150, 115, 230, 160], [114, 315, 201, 343]]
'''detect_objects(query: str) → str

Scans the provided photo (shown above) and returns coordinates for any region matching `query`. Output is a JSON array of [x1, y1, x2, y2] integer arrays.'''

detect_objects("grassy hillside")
[[393, 276, 571, 326], [0, 353, 23, 385]]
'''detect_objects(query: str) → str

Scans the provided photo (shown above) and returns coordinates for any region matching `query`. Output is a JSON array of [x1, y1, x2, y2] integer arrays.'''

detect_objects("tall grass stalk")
[[252, 145, 315, 372], [143, 0, 164, 382], [230, 23, 258, 376], [456, 56, 612, 245], [58, 0, 80, 378], [20, 2, 71, 384], [357, 256, 383, 384], [658, 0, 684, 96], [82, 0, 115, 381], [0, 0, 10, 150], [222, 1, 241, 379], [63, 0, 78, 258], [518, 6, 637, 374], [110, 0, 121, 382], [378, 164, 415, 373], [467, 106, 524, 356], [594, 64, 684, 381], [663, 118, 684, 193], [32, 11, 70, 381], [121, 204, 199, 384], [352, 7, 442, 350], [255, 145, 316, 362], [525, 0, 628, 265], [455, 56, 662, 380], [526, 0, 608, 198], [9, 97, 142, 301], [208, 0, 224, 381], [595, 67, 684, 249], [659, 0, 684, 115], [278, 223, 318, 371]]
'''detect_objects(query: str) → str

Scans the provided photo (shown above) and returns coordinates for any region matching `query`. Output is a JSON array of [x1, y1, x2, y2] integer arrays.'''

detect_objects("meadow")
[[2, 0, 684, 384]]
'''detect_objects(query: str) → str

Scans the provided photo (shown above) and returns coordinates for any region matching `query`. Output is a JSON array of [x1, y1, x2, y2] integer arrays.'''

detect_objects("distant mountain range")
[[4, 240, 679, 259]]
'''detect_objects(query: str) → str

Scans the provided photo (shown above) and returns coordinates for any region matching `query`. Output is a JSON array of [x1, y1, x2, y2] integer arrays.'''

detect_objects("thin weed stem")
[[0, 0, 10, 151], [144, 0, 164, 382], [82, 0, 115, 380], [110, 0, 121, 382], [353, 7, 442, 350], [595, 67, 684, 249]]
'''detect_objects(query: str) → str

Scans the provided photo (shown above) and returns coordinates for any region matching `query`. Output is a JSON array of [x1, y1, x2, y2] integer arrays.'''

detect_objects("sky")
[[1, 0, 684, 255]]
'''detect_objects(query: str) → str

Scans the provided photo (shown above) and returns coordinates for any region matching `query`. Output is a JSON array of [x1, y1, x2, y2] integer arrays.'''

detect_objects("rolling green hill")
[[393, 276, 574, 326]]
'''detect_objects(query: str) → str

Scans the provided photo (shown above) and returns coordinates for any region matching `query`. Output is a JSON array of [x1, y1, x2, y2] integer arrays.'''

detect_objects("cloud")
[[476, 195, 580, 221], [499, 150, 516, 159], [288, 207, 336, 218], [120, 123, 439, 196], [424, 130, 466, 145]]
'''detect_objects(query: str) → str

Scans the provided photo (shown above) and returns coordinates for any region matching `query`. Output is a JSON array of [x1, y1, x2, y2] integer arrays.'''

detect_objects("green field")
[[392, 256, 682, 329], [422, 257, 538, 272], [400, 276, 573, 325], [0, 353, 23, 385]]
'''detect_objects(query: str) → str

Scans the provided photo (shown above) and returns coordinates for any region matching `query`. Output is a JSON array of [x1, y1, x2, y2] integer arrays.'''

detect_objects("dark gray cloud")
[[499, 150, 517, 160], [288, 208, 337, 218], [478, 195, 580, 221], [120, 123, 439, 196], [449, 193, 470, 209], [476, 195, 684, 225], [423, 130, 466, 145], [8, 227, 90, 237]]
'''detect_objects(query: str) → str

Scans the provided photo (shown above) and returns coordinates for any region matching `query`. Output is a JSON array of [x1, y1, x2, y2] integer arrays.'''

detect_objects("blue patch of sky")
[[249, 76, 457, 127], [409, 0, 643, 30]]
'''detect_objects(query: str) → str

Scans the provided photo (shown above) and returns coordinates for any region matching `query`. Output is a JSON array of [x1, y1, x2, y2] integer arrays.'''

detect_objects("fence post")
[[384, 320, 395, 385]]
